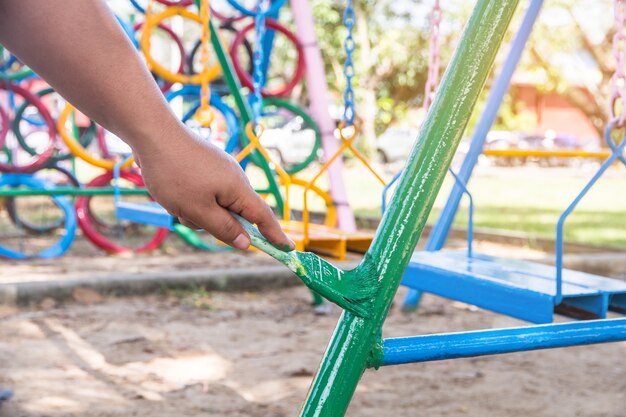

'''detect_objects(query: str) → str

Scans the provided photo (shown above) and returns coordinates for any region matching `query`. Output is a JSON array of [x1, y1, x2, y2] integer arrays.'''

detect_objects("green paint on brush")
[[234, 215, 379, 318]]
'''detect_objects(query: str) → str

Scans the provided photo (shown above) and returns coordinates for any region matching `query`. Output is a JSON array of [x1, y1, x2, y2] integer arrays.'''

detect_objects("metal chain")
[[611, 0, 626, 127], [422, 0, 442, 112], [252, 0, 270, 127], [343, 0, 357, 126], [198, 0, 214, 127]]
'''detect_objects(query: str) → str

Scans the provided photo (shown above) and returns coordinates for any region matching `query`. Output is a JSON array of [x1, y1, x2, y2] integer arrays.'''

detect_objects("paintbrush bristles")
[[233, 214, 379, 318]]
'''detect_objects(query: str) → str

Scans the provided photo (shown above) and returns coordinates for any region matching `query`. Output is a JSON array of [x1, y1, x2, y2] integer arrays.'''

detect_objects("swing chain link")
[[611, 0, 626, 127], [252, 0, 270, 127], [422, 0, 442, 112], [343, 0, 357, 127]]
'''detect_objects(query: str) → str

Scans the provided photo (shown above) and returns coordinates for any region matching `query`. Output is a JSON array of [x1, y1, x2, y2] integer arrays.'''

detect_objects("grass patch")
[[353, 167, 626, 248]]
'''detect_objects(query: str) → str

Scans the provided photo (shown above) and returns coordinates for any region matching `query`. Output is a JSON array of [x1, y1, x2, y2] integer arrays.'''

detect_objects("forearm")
[[0, 0, 182, 154]]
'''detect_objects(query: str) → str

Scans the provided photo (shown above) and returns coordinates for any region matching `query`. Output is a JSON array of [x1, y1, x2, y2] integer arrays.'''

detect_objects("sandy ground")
[[0, 285, 624, 417]]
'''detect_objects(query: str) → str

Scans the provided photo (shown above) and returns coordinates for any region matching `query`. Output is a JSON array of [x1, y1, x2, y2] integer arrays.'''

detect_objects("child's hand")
[[135, 126, 295, 251]]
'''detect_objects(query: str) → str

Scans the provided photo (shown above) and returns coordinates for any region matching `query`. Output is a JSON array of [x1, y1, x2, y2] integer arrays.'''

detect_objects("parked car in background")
[[261, 115, 318, 168], [376, 126, 419, 163]]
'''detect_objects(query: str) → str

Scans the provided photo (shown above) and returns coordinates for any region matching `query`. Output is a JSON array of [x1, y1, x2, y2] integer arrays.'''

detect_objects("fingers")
[[177, 217, 201, 230], [231, 192, 295, 251], [187, 204, 251, 250]]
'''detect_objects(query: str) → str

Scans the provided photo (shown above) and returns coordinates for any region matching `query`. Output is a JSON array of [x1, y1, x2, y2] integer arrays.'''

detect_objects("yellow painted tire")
[[57, 104, 135, 170], [141, 6, 221, 85]]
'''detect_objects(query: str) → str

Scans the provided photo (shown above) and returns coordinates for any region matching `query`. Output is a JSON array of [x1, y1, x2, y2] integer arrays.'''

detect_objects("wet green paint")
[[237, 215, 377, 317]]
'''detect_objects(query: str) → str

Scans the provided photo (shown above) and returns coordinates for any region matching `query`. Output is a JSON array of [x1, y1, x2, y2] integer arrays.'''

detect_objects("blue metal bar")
[[427, 0, 544, 251], [403, 0, 545, 308], [261, 1, 282, 80], [381, 171, 402, 214], [555, 128, 626, 304], [113, 154, 133, 208], [381, 318, 626, 366], [448, 169, 474, 258]]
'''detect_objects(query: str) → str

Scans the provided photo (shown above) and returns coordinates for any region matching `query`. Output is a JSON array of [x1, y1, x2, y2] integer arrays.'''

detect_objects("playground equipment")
[[2, 0, 361, 258], [112, 0, 377, 260], [401, 0, 626, 323], [234, 1, 626, 415]]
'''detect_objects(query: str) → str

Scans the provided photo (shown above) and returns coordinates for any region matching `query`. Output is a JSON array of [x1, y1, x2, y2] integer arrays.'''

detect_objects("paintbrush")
[[233, 214, 379, 318]]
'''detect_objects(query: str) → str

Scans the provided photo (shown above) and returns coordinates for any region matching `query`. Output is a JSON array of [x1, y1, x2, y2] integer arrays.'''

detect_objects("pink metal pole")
[[289, 0, 357, 231]]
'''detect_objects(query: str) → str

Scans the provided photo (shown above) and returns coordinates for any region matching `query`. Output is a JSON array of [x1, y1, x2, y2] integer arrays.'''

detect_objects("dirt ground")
[[0, 284, 624, 417]]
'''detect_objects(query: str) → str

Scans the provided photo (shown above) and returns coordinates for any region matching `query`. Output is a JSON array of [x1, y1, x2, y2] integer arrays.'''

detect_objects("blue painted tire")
[[165, 85, 240, 153], [115, 15, 139, 48], [0, 174, 76, 259], [224, 0, 287, 17], [129, 0, 147, 13]]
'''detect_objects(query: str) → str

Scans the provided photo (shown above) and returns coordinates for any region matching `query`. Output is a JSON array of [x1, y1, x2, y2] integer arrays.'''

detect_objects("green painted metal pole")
[[206, 13, 285, 212], [299, 1, 520, 415], [0, 187, 149, 197]]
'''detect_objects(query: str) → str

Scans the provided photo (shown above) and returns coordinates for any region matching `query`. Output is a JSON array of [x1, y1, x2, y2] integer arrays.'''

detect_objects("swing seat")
[[402, 250, 626, 324], [280, 220, 374, 260], [116, 201, 175, 230]]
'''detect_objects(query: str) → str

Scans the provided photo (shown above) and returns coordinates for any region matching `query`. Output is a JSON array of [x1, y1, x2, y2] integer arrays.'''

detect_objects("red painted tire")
[[154, 0, 193, 6], [230, 19, 305, 97], [211, 7, 248, 23], [75, 171, 169, 254], [0, 105, 8, 146], [0, 80, 56, 173]]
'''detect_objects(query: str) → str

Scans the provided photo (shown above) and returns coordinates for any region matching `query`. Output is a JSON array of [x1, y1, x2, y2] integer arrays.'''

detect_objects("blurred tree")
[[302, 0, 614, 153], [311, 0, 431, 155], [503, 0, 613, 137]]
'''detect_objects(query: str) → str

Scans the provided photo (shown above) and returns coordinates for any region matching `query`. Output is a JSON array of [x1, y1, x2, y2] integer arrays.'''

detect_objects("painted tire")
[[230, 18, 305, 97], [165, 85, 240, 153], [211, 7, 249, 23], [0, 105, 8, 148], [57, 103, 135, 170], [140, 7, 221, 85], [187, 20, 254, 96], [13, 88, 97, 164], [0, 174, 76, 259], [75, 171, 168, 254], [261, 97, 321, 174], [130, 0, 193, 13], [0, 80, 56, 173], [0, 53, 34, 81], [7, 77, 46, 127], [116, 15, 139, 48], [224, 0, 287, 17], [5, 165, 80, 235], [133, 20, 186, 93], [155, 0, 193, 6]]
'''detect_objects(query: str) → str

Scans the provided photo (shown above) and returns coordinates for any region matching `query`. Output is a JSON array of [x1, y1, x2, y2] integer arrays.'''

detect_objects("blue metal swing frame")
[[376, 0, 626, 366], [398, 0, 626, 324]]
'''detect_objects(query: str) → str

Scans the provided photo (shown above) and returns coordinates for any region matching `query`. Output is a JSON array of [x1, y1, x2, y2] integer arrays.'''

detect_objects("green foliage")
[[310, 0, 430, 138], [282, 1, 613, 141]]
